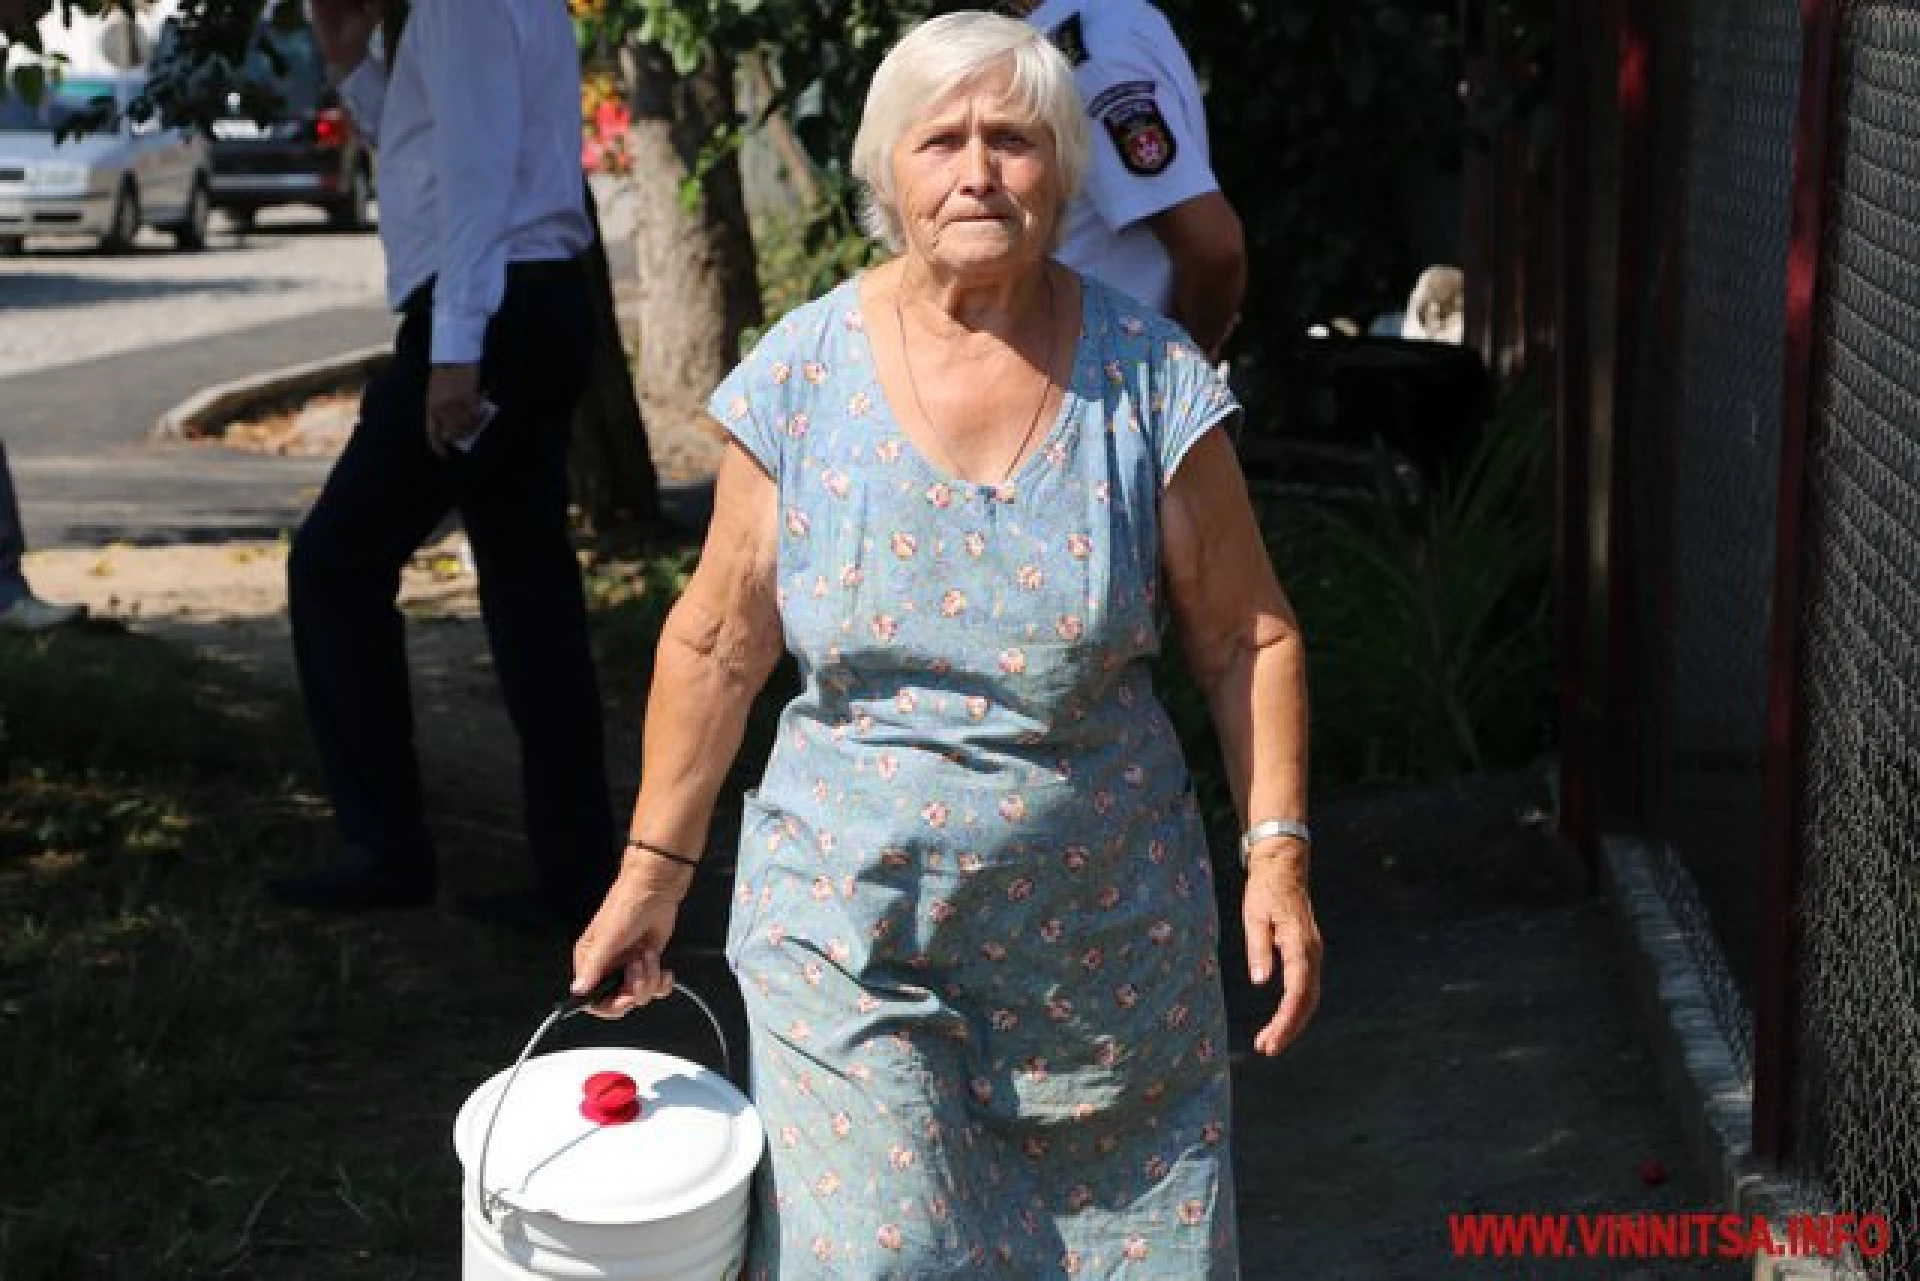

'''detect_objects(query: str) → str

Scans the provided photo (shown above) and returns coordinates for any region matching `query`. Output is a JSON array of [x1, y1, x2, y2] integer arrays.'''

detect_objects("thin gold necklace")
[[893, 272, 1058, 488]]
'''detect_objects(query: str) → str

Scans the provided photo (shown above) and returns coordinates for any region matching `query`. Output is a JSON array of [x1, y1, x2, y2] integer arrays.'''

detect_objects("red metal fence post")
[[1461, 0, 1499, 368], [1639, 0, 1695, 857], [1753, 0, 1842, 1164], [1602, 0, 1657, 833], [1554, 0, 1596, 865]]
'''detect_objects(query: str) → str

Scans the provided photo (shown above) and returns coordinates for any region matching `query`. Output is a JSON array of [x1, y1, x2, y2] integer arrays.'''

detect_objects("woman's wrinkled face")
[[889, 67, 1060, 277]]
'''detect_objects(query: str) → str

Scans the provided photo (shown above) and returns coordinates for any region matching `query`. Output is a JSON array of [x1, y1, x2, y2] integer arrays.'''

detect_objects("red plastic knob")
[[581, 1071, 642, 1125]]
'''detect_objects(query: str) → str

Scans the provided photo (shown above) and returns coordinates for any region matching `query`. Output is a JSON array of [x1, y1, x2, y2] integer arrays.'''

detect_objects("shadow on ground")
[[1219, 770, 1744, 1278], [0, 273, 305, 310], [22, 573, 1739, 1279], [339, 605, 1746, 1279]]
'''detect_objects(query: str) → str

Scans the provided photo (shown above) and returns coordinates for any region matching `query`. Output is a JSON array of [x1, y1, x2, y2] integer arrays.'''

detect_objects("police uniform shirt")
[[1025, 0, 1222, 313]]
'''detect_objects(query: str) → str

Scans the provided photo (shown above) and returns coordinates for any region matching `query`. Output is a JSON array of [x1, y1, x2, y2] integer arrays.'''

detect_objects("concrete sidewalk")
[[1221, 769, 1742, 1278], [3, 304, 392, 549], [627, 769, 1745, 1280]]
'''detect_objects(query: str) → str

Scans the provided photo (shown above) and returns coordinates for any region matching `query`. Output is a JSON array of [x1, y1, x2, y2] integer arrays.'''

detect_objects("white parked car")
[[0, 71, 211, 255]]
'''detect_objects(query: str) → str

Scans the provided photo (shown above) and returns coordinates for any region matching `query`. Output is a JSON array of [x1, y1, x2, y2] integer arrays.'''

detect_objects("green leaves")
[[1270, 382, 1554, 787], [266, 0, 303, 34], [7, 55, 43, 103], [1156, 0, 1477, 382], [0, 0, 272, 125]]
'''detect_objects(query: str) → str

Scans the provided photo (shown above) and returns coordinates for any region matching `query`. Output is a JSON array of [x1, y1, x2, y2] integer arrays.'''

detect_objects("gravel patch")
[[218, 389, 361, 457]]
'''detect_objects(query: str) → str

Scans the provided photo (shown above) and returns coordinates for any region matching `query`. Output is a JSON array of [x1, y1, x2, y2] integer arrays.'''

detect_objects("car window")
[[0, 77, 125, 133], [0, 94, 43, 131], [245, 27, 323, 104]]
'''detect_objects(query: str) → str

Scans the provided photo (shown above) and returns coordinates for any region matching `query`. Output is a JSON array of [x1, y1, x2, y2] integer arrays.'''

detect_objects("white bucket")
[[452, 992, 763, 1281]]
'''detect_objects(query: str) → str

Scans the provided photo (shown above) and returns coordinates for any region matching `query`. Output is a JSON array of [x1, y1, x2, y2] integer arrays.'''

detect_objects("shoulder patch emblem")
[[1047, 13, 1088, 67], [1092, 81, 1178, 177]]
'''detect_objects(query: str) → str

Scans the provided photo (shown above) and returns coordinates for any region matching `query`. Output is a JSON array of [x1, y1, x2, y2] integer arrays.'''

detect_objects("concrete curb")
[[1600, 837, 1866, 1280], [142, 335, 721, 533], [150, 345, 389, 442]]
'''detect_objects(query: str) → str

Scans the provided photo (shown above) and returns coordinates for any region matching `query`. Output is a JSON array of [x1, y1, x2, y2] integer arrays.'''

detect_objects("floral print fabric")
[[712, 274, 1242, 1278]]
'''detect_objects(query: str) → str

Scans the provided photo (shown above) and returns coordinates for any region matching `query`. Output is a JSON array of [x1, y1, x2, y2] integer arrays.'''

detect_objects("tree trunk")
[[0, 0, 45, 35], [570, 178, 660, 531], [744, 51, 820, 211], [625, 41, 763, 465]]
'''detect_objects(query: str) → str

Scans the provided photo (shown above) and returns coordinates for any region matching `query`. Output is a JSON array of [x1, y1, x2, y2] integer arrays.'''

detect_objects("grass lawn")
[[0, 577, 727, 1280]]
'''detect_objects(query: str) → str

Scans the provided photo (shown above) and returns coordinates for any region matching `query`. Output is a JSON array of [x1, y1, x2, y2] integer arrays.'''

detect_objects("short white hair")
[[850, 11, 1089, 253]]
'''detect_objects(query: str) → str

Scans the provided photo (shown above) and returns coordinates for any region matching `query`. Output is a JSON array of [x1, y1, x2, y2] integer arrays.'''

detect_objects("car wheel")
[[226, 206, 257, 234], [328, 162, 371, 233], [100, 181, 140, 254], [171, 177, 210, 251]]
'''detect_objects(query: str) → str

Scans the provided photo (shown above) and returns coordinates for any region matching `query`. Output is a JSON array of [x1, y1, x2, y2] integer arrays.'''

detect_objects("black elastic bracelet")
[[625, 838, 701, 870]]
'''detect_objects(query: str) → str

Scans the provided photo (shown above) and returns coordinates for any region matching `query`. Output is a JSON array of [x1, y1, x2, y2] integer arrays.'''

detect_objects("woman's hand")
[[1243, 847, 1323, 1056], [570, 857, 695, 1019]]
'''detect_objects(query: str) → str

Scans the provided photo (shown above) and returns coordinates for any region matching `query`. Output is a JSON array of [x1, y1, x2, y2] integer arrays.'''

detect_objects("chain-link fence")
[[1785, 4, 1920, 1271], [1602, 0, 1799, 1098], [1654, 0, 1803, 1080], [1532, 0, 1920, 1267]]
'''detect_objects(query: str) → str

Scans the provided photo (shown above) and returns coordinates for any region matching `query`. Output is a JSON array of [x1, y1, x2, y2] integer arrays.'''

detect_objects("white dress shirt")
[[1026, 0, 1221, 313], [336, 0, 592, 365]]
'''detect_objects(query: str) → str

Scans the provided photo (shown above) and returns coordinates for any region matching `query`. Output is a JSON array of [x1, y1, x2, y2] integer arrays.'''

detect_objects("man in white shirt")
[[269, 0, 616, 932], [1011, 0, 1246, 357]]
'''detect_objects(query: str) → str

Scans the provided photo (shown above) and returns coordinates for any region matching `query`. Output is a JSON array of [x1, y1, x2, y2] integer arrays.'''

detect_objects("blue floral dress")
[[713, 273, 1242, 1279]]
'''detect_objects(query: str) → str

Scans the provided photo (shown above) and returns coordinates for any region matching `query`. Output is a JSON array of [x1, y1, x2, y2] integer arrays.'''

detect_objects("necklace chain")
[[893, 272, 1058, 489]]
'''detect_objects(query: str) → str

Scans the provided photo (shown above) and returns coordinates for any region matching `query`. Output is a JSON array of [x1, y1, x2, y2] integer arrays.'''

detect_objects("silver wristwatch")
[[1240, 818, 1312, 869]]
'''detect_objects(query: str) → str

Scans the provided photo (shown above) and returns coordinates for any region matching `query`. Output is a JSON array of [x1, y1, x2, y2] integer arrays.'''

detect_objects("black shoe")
[[455, 889, 592, 937], [266, 851, 435, 912]]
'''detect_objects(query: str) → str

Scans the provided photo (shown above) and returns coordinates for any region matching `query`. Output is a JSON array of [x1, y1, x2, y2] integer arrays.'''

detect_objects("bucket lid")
[[454, 1047, 763, 1225]]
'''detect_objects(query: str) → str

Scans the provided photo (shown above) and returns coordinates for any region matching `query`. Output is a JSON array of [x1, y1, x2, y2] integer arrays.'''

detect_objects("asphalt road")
[[0, 210, 376, 547], [0, 207, 388, 379], [0, 204, 647, 550]]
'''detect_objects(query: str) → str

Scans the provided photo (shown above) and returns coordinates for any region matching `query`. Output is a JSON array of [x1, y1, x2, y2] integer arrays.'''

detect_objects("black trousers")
[[0, 440, 29, 609], [288, 264, 616, 915]]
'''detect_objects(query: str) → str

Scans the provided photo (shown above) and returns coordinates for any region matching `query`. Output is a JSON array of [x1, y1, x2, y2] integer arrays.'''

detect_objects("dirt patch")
[[21, 533, 658, 863], [215, 389, 362, 458], [24, 538, 477, 629], [20, 538, 533, 835]]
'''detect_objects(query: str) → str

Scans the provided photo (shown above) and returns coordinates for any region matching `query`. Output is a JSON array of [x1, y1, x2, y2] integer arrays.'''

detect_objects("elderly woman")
[[572, 11, 1319, 1276]]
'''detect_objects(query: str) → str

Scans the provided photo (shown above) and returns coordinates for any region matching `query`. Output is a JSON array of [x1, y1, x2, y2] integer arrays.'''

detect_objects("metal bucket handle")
[[473, 976, 731, 1225]]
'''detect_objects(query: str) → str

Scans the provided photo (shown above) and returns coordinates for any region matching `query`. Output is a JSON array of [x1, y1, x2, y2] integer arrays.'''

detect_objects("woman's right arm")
[[572, 440, 784, 1013]]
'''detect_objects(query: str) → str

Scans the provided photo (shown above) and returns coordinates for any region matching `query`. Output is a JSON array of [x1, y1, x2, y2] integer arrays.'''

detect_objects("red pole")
[[1553, 0, 1596, 866], [1602, 0, 1656, 832], [1753, 0, 1841, 1164], [1461, 0, 1498, 366], [1641, 0, 1695, 846]]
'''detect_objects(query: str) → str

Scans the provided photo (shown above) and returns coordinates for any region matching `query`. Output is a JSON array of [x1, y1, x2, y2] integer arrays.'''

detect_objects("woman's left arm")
[[1161, 426, 1322, 1057]]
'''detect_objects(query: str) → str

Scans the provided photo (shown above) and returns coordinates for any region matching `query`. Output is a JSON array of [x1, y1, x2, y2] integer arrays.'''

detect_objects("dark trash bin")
[[1236, 335, 1493, 497]]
